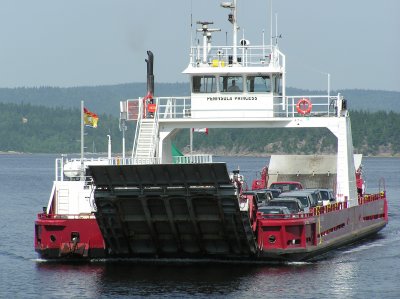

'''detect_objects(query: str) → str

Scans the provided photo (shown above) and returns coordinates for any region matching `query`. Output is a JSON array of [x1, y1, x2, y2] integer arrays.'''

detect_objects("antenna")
[[275, 13, 278, 45], [220, 0, 238, 63], [190, 0, 193, 46], [328, 73, 331, 99], [196, 21, 221, 64], [270, 0, 273, 47], [272, 13, 282, 45], [190, 0, 194, 65], [262, 29, 265, 57]]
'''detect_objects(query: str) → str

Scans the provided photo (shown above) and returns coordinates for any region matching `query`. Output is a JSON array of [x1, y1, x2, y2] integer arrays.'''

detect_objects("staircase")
[[133, 118, 159, 163]]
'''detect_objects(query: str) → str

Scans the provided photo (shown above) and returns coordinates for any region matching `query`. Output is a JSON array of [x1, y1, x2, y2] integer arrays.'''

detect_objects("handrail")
[[150, 98, 160, 158], [358, 191, 386, 205], [37, 212, 96, 220], [257, 212, 313, 220], [173, 155, 213, 164], [131, 97, 143, 158], [189, 44, 284, 68], [378, 177, 386, 194], [154, 95, 341, 119], [257, 192, 385, 220], [131, 97, 160, 163], [133, 157, 161, 165], [55, 157, 136, 181]]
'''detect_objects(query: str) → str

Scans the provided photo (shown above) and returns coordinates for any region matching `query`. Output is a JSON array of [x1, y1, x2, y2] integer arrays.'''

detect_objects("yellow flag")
[[84, 107, 99, 128]]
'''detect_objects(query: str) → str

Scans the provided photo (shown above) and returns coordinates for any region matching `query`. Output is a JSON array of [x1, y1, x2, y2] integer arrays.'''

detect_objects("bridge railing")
[[55, 156, 136, 181], [189, 44, 284, 69], [173, 155, 213, 164], [153, 95, 342, 119]]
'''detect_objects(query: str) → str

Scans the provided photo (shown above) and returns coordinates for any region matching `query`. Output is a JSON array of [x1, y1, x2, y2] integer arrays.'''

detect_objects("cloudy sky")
[[1, 0, 399, 91]]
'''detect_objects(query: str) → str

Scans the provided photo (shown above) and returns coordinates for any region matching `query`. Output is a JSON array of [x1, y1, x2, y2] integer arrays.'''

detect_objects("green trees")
[[0, 103, 133, 153], [173, 111, 400, 156], [0, 102, 398, 156]]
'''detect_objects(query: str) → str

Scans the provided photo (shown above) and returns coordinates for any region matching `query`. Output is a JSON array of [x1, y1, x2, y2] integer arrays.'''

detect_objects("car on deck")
[[256, 188, 282, 199], [257, 206, 291, 219], [278, 191, 316, 212], [268, 181, 303, 193], [254, 190, 274, 204], [267, 198, 304, 213], [305, 188, 335, 205]]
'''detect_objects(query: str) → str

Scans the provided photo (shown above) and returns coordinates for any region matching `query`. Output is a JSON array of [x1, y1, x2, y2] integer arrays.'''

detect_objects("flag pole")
[[81, 100, 84, 180]]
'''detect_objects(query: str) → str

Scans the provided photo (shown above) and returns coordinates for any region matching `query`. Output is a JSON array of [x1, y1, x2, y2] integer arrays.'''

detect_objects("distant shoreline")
[[0, 151, 24, 155], [2, 151, 400, 158]]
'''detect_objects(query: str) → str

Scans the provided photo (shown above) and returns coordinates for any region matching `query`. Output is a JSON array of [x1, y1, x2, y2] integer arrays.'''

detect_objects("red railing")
[[256, 191, 386, 220], [256, 211, 314, 220], [358, 191, 386, 205], [37, 213, 96, 220], [312, 202, 347, 216]]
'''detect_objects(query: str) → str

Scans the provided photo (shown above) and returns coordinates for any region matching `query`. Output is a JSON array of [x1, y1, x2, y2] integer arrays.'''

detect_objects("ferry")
[[35, 0, 388, 261]]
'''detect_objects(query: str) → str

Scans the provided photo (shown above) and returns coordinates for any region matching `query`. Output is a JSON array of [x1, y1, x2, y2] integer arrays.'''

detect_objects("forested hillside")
[[0, 103, 133, 153], [1, 102, 399, 156], [0, 83, 189, 116], [174, 110, 400, 156], [0, 84, 399, 116]]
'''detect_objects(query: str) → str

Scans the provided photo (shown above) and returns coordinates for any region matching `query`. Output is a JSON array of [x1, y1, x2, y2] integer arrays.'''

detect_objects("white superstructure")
[[126, 1, 358, 207], [46, 156, 134, 217]]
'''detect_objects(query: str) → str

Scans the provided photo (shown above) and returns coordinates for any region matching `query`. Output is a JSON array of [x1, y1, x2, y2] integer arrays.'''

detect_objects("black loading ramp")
[[89, 163, 257, 258]]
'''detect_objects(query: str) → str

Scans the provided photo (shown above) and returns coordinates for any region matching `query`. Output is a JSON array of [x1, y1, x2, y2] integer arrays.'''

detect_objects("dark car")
[[254, 190, 274, 204], [294, 189, 321, 207], [258, 206, 291, 219], [268, 198, 304, 213], [278, 191, 316, 212], [258, 188, 282, 199], [306, 188, 335, 205]]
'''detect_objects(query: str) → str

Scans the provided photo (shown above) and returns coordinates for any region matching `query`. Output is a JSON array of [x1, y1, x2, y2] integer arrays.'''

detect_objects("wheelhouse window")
[[219, 76, 243, 93], [246, 76, 271, 92], [192, 76, 217, 93], [272, 74, 282, 95]]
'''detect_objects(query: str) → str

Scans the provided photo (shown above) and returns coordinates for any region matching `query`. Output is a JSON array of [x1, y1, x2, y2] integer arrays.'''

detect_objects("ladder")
[[133, 118, 159, 162]]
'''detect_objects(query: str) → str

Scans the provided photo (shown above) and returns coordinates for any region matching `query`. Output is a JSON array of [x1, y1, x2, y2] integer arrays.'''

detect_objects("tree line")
[[0, 85, 399, 116], [0, 102, 133, 153], [0, 102, 399, 156]]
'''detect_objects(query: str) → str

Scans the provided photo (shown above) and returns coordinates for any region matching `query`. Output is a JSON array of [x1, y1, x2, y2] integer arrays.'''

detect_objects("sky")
[[0, 0, 399, 91]]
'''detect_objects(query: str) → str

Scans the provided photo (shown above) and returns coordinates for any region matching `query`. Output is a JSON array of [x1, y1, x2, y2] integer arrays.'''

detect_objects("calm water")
[[1, 154, 399, 298]]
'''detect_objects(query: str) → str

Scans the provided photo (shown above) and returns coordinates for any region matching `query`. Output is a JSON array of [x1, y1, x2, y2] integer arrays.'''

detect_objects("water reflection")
[[35, 262, 257, 297], [35, 261, 322, 298], [33, 229, 396, 298], [35, 263, 104, 298]]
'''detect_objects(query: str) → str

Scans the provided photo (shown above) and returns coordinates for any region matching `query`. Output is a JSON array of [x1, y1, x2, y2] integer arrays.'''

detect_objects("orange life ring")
[[296, 98, 312, 115]]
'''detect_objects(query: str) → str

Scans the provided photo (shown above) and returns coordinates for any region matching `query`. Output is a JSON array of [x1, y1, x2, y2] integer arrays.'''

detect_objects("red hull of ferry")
[[34, 193, 387, 261], [256, 193, 388, 261], [35, 214, 106, 259]]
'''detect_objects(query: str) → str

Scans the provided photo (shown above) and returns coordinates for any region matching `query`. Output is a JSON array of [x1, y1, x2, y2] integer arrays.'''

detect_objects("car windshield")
[[269, 201, 298, 212], [259, 208, 284, 214], [295, 196, 309, 207], [256, 192, 269, 200], [269, 190, 281, 198], [320, 191, 329, 200]]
